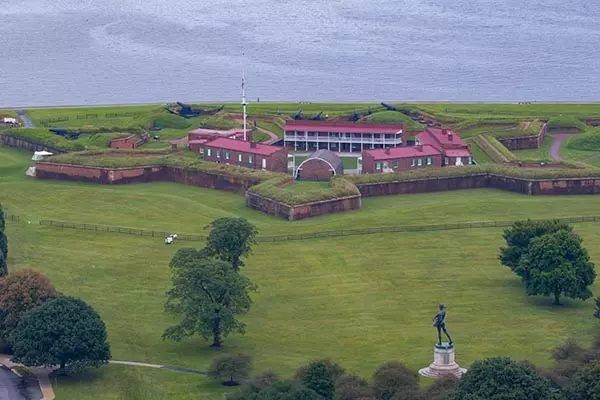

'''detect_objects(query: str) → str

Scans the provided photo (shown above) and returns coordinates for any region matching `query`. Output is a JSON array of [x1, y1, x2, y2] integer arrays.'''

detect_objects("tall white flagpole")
[[242, 63, 248, 142]]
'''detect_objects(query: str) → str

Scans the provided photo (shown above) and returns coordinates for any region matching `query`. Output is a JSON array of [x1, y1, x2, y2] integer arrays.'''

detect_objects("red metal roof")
[[417, 127, 466, 147], [203, 137, 282, 156], [365, 145, 441, 161], [444, 149, 472, 157], [285, 120, 404, 134]]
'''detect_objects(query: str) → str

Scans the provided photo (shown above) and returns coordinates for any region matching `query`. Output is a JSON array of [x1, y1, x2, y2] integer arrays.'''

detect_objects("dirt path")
[[549, 134, 571, 161], [13, 111, 34, 128], [255, 126, 279, 143], [109, 360, 208, 376]]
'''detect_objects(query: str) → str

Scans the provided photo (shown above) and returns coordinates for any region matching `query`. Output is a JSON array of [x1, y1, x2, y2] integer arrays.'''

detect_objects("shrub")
[[371, 361, 419, 400], [208, 353, 252, 386], [552, 337, 584, 362]]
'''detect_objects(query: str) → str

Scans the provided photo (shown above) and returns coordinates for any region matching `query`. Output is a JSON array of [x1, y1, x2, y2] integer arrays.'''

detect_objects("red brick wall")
[[297, 158, 336, 181], [245, 192, 362, 220], [497, 124, 547, 150], [361, 152, 443, 173], [202, 145, 288, 173]]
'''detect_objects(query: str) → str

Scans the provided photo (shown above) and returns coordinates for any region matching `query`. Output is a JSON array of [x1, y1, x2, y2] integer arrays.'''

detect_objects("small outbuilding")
[[295, 149, 343, 181]]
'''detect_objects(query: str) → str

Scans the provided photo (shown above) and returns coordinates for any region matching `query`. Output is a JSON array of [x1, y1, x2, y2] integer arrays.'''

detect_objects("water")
[[0, 0, 599, 106]]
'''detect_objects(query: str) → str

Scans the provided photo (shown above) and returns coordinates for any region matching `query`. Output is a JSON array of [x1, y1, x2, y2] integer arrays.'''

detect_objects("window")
[[410, 159, 415, 167], [417, 158, 423, 166], [225, 151, 230, 160], [216, 150, 221, 159], [238, 154, 242, 162], [206, 149, 212, 157], [376, 162, 382, 170], [249, 155, 253, 163], [444, 157, 449, 165], [393, 160, 398, 169], [262, 158, 267, 169], [468, 157, 473, 164], [426, 157, 432, 165]]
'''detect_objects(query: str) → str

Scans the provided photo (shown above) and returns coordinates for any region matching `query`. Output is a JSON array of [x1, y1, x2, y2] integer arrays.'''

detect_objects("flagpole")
[[242, 62, 247, 142]]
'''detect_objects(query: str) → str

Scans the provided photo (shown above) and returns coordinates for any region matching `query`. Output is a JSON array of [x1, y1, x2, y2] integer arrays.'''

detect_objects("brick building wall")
[[202, 145, 288, 173]]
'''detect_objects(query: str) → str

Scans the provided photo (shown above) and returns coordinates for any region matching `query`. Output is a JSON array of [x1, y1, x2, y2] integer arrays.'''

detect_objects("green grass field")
[[511, 135, 554, 160], [4, 122, 600, 399]]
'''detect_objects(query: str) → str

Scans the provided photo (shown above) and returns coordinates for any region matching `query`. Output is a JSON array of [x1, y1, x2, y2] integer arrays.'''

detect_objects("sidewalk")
[[0, 355, 54, 400]]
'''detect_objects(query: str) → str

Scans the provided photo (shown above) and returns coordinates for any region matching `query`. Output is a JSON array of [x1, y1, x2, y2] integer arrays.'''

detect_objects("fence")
[[5, 215, 594, 242]]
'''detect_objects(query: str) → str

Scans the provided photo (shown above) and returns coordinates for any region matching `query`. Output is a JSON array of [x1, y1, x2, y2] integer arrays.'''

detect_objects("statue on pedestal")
[[419, 303, 466, 378], [432, 304, 453, 347]]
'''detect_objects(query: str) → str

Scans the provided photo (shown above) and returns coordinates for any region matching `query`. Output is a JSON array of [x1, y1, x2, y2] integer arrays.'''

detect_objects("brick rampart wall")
[[245, 192, 361, 220]]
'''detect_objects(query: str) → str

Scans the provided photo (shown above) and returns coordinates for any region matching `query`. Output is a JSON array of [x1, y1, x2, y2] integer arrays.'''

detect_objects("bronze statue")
[[433, 304, 453, 346]]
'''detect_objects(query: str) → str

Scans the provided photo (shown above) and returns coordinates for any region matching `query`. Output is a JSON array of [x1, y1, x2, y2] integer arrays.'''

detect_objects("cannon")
[[165, 103, 225, 118], [349, 111, 361, 122], [294, 109, 303, 120], [310, 112, 324, 121], [49, 128, 80, 140], [381, 102, 399, 111]]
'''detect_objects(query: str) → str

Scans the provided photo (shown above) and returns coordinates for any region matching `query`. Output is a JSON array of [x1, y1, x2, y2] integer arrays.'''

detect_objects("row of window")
[[206, 148, 268, 168], [206, 148, 255, 163], [375, 157, 434, 170]]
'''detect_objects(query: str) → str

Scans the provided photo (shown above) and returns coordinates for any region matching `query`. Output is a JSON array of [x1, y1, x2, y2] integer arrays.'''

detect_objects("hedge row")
[[247, 175, 360, 206], [346, 164, 600, 184], [483, 135, 517, 161]]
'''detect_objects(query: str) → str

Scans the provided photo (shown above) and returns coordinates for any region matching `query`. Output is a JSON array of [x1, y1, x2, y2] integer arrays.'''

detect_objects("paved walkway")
[[109, 360, 208, 376], [0, 356, 48, 400], [549, 134, 571, 161], [13, 111, 34, 128]]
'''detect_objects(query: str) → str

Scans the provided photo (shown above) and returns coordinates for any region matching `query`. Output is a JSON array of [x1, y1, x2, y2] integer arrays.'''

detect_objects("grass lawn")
[[293, 155, 358, 169], [512, 135, 554, 161], [53, 364, 228, 399], [4, 145, 600, 397], [282, 181, 330, 192], [464, 137, 495, 164], [256, 121, 284, 137]]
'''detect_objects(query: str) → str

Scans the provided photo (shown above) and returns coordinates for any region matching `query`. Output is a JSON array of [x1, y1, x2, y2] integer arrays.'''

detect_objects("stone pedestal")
[[418, 343, 467, 378]]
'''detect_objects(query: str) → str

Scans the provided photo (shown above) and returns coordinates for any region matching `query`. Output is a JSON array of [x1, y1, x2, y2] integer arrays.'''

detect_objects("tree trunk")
[[554, 293, 561, 305], [211, 317, 222, 347], [232, 257, 239, 271], [211, 334, 221, 347]]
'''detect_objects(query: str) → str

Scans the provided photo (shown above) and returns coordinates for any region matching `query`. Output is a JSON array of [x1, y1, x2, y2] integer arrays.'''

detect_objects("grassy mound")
[[361, 111, 424, 131], [547, 117, 587, 131], [199, 112, 239, 130], [565, 128, 600, 151]]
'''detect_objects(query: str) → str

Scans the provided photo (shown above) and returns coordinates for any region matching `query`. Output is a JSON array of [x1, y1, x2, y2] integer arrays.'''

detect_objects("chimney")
[[250, 141, 257, 148], [385, 147, 391, 154], [417, 144, 423, 152], [442, 129, 448, 135], [246, 129, 253, 142], [448, 134, 454, 142]]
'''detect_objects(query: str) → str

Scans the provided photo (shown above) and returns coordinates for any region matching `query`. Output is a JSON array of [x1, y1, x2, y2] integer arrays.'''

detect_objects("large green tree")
[[11, 296, 110, 372], [204, 217, 258, 270], [0, 203, 5, 231], [499, 219, 571, 276], [517, 230, 595, 305], [0, 269, 58, 343], [371, 361, 419, 400], [451, 357, 555, 400], [162, 248, 256, 347], [295, 359, 345, 400]]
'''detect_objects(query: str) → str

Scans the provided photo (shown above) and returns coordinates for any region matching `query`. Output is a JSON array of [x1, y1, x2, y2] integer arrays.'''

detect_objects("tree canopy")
[[0, 203, 5, 232], [0, 229, 7, 278], [11, 296, 110, 371], [204, 217, 258, 270], [499, 219, 571, 275], [451, 357, 555, 400], [517, 230, 595, 305], [335, 375, 375, 400], [295, 359, 345, 400], [208, 353, 252, 386], [371, 361, 420, 400], [163, 248, 256, 347], [0, 269, 58, 342]]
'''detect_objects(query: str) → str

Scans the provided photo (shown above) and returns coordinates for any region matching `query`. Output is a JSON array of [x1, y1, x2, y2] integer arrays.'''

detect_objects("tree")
[[162, 249, 256, 347], [0, 269, 58, 342], [295, 359, 345, 400], [226, 371, 280, 400], [204, 218, 258, 270], [594, 297, 600, 320], [0, 203, 5, 231], [11, 296, 110, 372], [371, 361, 419, 400], [451, 357, 555, 400], [565, 360, 600, 399], [0, 229, 7, 277], [423, 375, 459, 400], [499, 219, 571, 276], [248, 380, 323, 400], [208, 353, 252, 386], [335, 375, 375, 400], [517, 230, 595, 305]]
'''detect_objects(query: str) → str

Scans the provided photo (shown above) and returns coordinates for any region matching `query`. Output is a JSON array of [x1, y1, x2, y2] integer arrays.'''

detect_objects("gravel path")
[[13, 111, 34, 128], [549, 134, 571, 161], [109, 360, 208, 376]]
